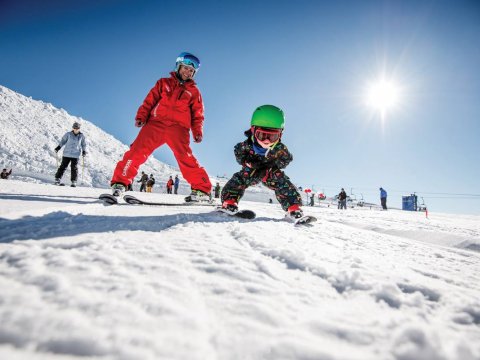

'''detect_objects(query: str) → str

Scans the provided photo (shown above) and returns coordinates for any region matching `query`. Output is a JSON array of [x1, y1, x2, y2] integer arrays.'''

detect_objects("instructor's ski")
[[123, 194, 216, 207], [99, 193, 118, 205]]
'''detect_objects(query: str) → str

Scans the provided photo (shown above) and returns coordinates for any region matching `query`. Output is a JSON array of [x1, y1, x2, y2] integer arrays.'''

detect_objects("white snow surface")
[[0, 180, 479, 360]]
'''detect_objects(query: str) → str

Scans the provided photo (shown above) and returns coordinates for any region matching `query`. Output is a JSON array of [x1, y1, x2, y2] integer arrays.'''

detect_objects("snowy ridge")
[[0, 180, 479, 360], [0, 85, 179, 188]]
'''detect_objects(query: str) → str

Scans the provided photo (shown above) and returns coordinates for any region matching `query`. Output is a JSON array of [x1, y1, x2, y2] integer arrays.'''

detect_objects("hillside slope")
[[0, 85, 179, 188]]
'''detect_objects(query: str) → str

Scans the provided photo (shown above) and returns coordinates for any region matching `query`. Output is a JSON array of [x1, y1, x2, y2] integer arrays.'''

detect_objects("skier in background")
[[221, 105, 304, 220], [137, 171, 148, 192], [338, 188, 347, 210], [146, 174, 155, 192], [174, 175, 180, 194], [1, 168, 12, 179], [166, 176, 174, 194], [214, 182, 221, 198], [380, 187, 388, 210], [109, 52, 211, 201], [54, 122, 87, 187]]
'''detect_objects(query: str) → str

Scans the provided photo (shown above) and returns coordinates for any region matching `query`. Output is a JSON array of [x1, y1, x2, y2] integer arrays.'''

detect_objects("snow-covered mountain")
[[0, 85, 180, 188], [0, 180, 479, 360]]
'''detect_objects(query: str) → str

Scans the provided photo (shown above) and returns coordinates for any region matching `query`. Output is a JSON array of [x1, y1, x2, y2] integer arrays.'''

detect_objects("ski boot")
[[71, 181, 77, 188], [54, 178, 61, 185], [286, 204, 304, 220], [185, 189, 211, 203], [221, 199, 238, 215], [111, 183, 126, 197]]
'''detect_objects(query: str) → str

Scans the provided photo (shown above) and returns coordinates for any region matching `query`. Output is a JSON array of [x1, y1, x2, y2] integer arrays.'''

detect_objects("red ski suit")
[[111, 72, 211, 193]]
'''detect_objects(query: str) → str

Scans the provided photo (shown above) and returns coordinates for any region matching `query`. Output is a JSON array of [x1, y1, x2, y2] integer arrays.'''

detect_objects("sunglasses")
[[254, 127, 282, 143]]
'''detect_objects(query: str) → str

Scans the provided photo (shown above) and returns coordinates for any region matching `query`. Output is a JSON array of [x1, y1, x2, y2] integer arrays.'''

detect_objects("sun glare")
[[366, 79, 400, 116]]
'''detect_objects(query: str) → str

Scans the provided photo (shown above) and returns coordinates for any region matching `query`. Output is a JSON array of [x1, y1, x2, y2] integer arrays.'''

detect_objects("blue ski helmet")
[[175, 52, 201, 76]]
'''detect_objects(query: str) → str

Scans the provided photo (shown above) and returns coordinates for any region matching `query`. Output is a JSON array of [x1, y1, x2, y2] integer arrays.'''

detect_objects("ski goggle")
[[176, 54, 200, 70], [253, 127, 282, 143]]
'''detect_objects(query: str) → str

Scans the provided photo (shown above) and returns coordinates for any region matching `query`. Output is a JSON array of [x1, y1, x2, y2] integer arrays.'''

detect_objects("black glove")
[[54, 146, 61, 153], [82, 151, 87, 157]]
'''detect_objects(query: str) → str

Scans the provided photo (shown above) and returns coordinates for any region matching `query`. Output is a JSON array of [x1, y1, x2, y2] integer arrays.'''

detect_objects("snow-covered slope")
[[0, 85, 180, 188], [0, 180, 479, 360]]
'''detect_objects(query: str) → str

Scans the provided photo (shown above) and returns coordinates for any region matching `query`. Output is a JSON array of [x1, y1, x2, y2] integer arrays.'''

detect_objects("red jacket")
[[135, 72, 204, 138]]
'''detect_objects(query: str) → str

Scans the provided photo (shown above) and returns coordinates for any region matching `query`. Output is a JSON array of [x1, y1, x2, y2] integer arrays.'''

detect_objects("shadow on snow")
[[0, 210, 274, 243]]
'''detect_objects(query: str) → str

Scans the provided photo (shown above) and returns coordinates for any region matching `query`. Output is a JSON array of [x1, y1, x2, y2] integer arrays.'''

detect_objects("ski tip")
[[123, 195, 142, 205], [294, 215, 317, 225], [99, 193, 118, 205], [216, 207, 256, 219]]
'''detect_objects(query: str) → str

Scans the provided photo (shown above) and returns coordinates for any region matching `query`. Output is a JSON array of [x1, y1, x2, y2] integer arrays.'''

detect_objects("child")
[[221, 105, 304, 219], [110, 52, 211, 201]]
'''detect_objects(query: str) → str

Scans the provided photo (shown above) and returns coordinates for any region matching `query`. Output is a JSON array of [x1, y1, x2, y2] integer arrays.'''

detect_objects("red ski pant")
[[111, 122, 211, 193]]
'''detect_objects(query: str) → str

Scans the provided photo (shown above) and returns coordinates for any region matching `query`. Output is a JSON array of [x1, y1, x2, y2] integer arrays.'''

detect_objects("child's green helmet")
[[250, 105, 285, 129]]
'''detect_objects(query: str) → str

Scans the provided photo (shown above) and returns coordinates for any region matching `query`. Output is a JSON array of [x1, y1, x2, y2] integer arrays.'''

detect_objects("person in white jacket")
[[54, 122, 87, 187]]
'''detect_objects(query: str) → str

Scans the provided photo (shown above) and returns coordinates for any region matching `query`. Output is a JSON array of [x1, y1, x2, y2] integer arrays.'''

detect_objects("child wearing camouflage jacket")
[[221, 105, 304, 219]]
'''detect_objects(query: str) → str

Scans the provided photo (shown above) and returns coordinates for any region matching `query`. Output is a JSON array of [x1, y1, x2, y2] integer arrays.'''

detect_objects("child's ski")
[[123, 194, 215, 207], [293, 215, 317, 226], [216, 207, 256, 219], [99, 193, 119, 205]]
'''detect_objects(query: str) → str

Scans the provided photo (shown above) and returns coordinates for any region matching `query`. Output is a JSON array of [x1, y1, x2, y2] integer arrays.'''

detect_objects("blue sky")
[[1, 0, 480, 214]]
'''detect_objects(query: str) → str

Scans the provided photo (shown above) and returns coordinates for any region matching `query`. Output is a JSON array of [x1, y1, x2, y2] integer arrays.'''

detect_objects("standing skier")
[[174, 175, 180, 194], [1, 168, 12, 179], [214, 182, 221, 198], [109, 52, 211, 201], [221, 105, 304, 219], [146, 174, 155, 193], [380, 187, 388, 210], [166, 176, 174, 194], [54, 122, 87, 187], [338, 188, 347, 209], [137, 171, 148, 192]]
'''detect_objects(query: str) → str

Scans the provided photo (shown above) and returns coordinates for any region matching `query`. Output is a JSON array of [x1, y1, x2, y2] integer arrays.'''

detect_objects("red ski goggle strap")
[[254, 127, 282, 143]]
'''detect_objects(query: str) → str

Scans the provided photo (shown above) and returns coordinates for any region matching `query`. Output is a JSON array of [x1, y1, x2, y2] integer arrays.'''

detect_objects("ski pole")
[[81, 156, 85, 184]]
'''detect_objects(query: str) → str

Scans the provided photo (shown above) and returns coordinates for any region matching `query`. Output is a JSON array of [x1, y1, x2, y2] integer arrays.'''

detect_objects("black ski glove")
[[54, 146, 61, 153], [82, 151, 87, 157]]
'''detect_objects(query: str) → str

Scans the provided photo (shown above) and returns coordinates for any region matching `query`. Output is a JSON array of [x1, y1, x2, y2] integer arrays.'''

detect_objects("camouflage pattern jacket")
[[234, 129, 293, 172]]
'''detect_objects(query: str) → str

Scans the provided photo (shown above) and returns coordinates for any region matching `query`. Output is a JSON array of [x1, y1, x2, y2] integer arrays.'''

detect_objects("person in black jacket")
[[338, 188, 347, 210], [146, 174, 155, 192], [137, 171, 148, 192], [214, 182, 221, 198], [221, 105, 303, 220], [1, 168, 12, 179]]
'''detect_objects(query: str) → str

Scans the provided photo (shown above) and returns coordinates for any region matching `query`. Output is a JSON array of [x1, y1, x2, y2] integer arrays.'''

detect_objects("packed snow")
[[0, 180, 479, 360]]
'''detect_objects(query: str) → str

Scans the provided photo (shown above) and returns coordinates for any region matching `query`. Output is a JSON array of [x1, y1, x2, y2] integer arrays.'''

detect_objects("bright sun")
[[366, 79, 400, 115]]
